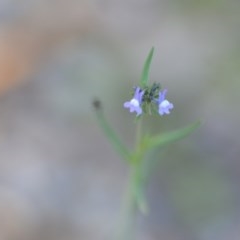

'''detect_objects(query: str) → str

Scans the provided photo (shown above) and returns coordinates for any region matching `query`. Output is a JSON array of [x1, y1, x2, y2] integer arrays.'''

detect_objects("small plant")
[[93, 47, 200, 240]]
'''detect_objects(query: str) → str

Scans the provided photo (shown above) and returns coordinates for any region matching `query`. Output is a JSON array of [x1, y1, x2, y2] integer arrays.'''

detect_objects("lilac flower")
[[124, 87, 144, 116], [158, 89, 174, 115]]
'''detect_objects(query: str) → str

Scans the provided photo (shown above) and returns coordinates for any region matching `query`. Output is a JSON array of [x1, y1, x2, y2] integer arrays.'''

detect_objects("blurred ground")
[[0, 0, 240, 240]]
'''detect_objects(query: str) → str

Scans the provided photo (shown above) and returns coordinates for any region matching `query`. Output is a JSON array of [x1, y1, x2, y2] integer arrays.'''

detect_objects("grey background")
[[0, 0, 239, 239]]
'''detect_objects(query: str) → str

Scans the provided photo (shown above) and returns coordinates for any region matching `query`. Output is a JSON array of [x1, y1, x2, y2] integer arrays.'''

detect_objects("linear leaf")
[[146, 120, 201, 150], [94, 109, 131, 162], [140, 47, 154, 87]]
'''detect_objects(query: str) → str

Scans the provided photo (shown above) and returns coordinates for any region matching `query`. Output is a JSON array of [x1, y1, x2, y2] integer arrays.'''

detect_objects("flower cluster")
[[124, 83, 173, 116]]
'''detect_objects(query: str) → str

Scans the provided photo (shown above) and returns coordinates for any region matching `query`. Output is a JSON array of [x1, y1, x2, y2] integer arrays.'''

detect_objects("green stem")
[[118, 166, 139, 240], [135, 118, 142, 149], [117, 118, 143, 240]]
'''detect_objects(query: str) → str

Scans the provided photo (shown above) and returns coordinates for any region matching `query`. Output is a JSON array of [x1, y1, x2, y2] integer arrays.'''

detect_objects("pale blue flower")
[[124, 87, 144, 116], [158, 89, 174, 115]]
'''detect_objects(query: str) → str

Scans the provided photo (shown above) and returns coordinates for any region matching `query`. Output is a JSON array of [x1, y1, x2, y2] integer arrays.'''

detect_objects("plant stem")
[[118, 166, 139, 240], [117, 118, 143, 240], [135, 118, 142, 148]]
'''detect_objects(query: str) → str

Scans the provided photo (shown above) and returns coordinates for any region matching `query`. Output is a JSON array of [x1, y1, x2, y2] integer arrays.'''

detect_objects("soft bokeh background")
[[0, 0, 240, 239]]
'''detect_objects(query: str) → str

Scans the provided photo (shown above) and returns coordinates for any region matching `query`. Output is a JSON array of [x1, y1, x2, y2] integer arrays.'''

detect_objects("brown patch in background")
[[0, 0, 98, 96], [0, 29, 33, 94]]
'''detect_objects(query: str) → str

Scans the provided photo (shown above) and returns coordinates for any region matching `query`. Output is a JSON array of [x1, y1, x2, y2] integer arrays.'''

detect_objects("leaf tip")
[[140, 47, 155, 87]]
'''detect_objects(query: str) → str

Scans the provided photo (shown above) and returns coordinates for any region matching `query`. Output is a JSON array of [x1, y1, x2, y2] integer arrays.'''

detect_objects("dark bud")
[[142, 82, 161, 103], [92, 98, 102, 110]]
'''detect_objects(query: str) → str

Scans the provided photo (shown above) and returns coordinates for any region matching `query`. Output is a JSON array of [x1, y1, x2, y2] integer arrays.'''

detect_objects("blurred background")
[[0, 0, 240, 239]]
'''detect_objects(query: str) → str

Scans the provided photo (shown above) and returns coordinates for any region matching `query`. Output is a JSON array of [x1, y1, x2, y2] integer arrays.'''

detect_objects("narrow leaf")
[[140, 47, 154, 87], [94, 107, 131, 162], [146, 120, 201, 150]]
